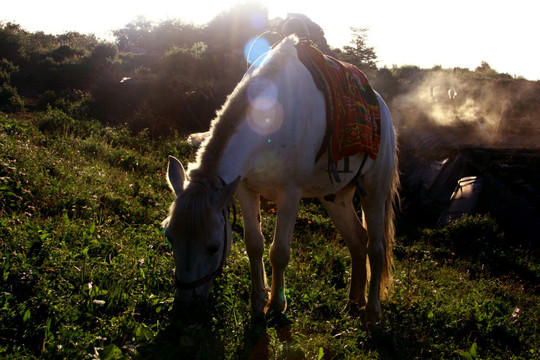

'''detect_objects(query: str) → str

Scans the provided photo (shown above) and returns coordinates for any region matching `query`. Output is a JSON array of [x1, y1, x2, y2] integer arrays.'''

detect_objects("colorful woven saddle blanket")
[[296, 42, 381, 164]]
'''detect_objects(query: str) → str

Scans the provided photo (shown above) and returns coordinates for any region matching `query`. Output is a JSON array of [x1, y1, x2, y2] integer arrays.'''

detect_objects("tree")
[[203, 3, 269, 50], [340, 27, 378, 74], [151, 20, 203, 51], [0, 22, 25, 63], [474, 61, 499, 78], [113, 17, 153, 52], [475, 61, 493, 73]]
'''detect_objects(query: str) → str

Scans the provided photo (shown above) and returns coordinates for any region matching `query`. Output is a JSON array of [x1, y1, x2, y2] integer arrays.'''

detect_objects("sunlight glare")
[[249, 12, 267, 31]]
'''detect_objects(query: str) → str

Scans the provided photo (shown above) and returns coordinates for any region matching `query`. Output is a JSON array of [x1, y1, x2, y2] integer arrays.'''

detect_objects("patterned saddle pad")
[[296, 42, 381, 164]]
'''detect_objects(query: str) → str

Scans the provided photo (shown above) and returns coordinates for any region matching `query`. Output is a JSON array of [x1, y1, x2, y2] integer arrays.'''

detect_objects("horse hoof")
[[364, 308, 382, 326], [343, 300, 365, 317], [264, 306, 291, 328], [264, 299, 287, 316], [251, 310, 266, 325]]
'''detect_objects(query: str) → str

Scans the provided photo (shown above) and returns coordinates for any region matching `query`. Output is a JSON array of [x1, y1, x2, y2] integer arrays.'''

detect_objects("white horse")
[[163, 35, 399, 323]]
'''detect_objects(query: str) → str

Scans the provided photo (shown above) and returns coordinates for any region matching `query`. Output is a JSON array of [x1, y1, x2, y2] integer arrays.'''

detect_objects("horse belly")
[[301, 152, 368, 198]]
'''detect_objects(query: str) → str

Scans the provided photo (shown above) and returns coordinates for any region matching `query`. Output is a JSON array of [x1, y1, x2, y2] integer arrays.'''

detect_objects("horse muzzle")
[[173, 282, 212, 313]]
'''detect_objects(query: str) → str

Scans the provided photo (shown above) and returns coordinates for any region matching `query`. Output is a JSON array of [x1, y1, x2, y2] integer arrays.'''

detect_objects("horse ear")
[[167, 156, 186, 196], [215, 176, 241, 209]]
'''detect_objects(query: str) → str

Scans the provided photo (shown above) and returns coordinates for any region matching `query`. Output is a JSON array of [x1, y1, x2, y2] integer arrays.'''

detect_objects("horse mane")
[[188, 35, 300, 180]]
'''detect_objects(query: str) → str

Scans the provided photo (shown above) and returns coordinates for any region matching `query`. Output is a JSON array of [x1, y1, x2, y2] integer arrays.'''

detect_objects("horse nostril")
[[173, 289, 209, 320]]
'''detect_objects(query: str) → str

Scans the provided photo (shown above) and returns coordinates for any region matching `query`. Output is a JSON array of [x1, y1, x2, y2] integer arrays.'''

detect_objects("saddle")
[[295, 41, 381, 184], [278, 17, 381, 189]]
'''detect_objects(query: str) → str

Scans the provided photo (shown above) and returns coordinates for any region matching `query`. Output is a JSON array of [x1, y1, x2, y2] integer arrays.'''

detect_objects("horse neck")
[[189, 91, 266, 184], [191, 38, 314, 184], [190, 123, 260, 184]]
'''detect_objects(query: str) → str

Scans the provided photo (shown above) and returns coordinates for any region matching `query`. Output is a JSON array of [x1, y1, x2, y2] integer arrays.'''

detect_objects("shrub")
[[37, 90, 93, 119], [0, 83, 24, 112], [0, 59, 24, 112], [90, 43, 118, 63], [37, 107, 100, 137], [0, 58, 19, 84], [438, 214, 503, 254], [50, 45, 83, 62]]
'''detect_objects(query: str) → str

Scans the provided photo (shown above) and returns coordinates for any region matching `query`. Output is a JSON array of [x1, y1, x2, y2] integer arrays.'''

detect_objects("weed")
[[1, 112, 538, 359]]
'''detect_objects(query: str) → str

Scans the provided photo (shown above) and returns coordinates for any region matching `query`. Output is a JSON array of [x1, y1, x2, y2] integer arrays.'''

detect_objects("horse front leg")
[[237, 186, 267, 319], [265, 189, 302, 316]]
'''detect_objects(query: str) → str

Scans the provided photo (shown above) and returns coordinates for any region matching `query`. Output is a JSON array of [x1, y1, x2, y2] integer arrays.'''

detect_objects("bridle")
[[174, 206, 231, 291]]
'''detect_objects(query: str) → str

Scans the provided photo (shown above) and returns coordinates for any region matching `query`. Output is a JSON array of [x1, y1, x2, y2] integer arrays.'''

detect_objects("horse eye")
[[207, 244, 220, 255], [164, 230, 172, 242]]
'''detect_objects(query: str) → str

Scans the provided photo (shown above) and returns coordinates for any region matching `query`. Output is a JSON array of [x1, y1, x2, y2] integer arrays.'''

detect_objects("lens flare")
[[247, 101, 284, 136], [246, 77, 283, 135], [244, 37, 270, 67]]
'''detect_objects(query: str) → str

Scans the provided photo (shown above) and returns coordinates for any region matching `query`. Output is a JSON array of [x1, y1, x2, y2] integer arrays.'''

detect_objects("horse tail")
[[380, 136, 400, 299]]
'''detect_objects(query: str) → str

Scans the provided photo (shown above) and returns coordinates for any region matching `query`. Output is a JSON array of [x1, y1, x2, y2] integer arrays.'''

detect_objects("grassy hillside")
[[1, 111, 539, 359]]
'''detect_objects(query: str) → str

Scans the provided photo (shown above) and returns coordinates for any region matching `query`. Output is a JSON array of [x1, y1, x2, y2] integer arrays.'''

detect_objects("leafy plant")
[[1, 110, 539, 359]]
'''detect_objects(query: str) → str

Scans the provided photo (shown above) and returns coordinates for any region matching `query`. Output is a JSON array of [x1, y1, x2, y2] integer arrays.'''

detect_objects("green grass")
[[1, 111, 539, 359]]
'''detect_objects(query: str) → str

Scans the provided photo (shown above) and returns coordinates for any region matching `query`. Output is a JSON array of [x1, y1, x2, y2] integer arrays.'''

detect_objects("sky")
[[2, 0, 539, 80]]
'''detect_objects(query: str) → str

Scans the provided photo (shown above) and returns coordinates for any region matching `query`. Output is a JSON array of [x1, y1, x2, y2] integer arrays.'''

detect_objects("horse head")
[[163, 156, 240, 312]]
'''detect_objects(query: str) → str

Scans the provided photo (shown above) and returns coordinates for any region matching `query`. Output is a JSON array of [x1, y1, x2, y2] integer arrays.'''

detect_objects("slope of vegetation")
[[1, 111, 539, 359], [1, 4, 539, 358]]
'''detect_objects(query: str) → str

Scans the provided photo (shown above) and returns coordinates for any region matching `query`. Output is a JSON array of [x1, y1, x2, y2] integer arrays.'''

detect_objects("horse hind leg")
[[362, 196, 390, 324], [321, 185, 369, 308]]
